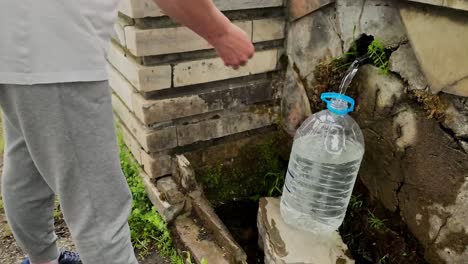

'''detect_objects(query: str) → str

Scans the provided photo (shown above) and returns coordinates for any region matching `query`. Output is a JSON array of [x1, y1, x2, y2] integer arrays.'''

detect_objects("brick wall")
[[110, 0, 286, 179]]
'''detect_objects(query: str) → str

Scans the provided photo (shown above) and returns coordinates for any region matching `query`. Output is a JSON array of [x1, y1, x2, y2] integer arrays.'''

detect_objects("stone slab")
[[257, 197, 354, 264], [137, 78, 275, 125], [125, 21, 252, 57], [189, 190, 247, 263], [176, 105, 278, 146], [252, 18, 286, 43], [107, 41, 172, 92], [174, 49, 279, 87], [400, 3, 468, 96], [406, 0, 468, 11], [174, 216, 230, 264], [119, 0, 284, 19], [289, 0, 335, 21]]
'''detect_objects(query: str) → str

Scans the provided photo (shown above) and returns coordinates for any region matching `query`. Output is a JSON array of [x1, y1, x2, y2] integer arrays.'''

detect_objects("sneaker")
[[21, 250, 82, 264]]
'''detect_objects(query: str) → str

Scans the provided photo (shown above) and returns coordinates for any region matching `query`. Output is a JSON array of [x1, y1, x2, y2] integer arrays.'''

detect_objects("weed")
[[201, 258, 208, 264], [349, 194, 363, 210], [378, 254, 390, 264], [367, 39, 389, 74], [367, 210, 387, 231], [117, 127, 185, 262], [264, 171, 285, 197]]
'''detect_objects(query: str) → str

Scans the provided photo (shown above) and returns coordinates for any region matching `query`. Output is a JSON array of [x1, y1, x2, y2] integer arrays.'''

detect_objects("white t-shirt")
[[0, 0, 120, 85]]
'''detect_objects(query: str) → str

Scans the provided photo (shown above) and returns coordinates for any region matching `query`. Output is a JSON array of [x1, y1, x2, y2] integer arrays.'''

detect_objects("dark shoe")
[[21, 250, 82, 264]]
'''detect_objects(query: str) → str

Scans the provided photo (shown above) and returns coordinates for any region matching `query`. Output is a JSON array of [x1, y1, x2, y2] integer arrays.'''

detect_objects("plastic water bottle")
[[280, 92, 365, 234]]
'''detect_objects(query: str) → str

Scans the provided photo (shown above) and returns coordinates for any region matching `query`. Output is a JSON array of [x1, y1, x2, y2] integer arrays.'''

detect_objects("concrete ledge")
[[119, 0, 284, 19], [173, 216, 231, 264], [257, 197, 354, 264]]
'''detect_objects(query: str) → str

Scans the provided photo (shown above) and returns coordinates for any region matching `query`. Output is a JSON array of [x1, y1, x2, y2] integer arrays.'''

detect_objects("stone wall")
[[282, 0, 468, 263], [110, 0, 286, 179]]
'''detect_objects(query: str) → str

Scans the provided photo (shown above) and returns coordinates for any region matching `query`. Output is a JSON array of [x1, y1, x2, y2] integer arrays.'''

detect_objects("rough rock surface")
[[355, 65, 468, 263], [257, 197, 354, 264], [336, 0, 407, 51], [400, 3, 468, 96], [389, 43, 428, 91]]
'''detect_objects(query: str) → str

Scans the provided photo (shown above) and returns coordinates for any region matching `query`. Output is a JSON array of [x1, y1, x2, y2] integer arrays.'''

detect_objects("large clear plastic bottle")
[[280, 92, 365, 234]]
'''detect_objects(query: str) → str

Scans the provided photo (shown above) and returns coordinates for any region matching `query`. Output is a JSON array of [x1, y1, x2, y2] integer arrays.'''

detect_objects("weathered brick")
[[125, 21, 252, 57], [176, 105, 279, 146], [119, 0, 283, 19], [137, 78, 274, 124], [107, 42, 171, 92], [140, 171, 184, 223], [140, 150, 172, 179], [174, 49, 279, 87], [253, 18, 286, 43], [112, 94, 178, 152], [108, 64, 136, 112], [119, 120, 142, 164]]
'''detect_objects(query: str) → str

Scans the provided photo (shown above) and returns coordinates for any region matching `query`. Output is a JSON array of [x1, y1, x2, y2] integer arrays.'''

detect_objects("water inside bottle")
[[281, 134, 364, 233]]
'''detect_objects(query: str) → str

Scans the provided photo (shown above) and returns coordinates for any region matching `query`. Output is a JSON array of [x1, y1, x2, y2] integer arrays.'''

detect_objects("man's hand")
[[208, 24, 255, 69], [153, 0, 255, 69]]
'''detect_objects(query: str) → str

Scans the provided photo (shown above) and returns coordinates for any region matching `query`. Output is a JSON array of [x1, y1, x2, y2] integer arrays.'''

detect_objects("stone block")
[[156, 176, 186, 205], [140, 150, 172, 179], [389, 43, 428, 91], [136, 78, 274, 124], [173, 49, 279, 87], [336, 0, 407, 51], [119, 0, 283, 19], [172, 155, 198, 192], [289, 0, 335, 21], [125, 21, 252, 57], [286, 4, 343, 85], [257, 198, 354, 264], [107, 41, 171, 92], [118, 120, 142, 164], [252, 18, 286, 43], [108, 64, 136, 112], [173, 216, 230, 264], [112, 93, 178, 152], [189, 190, 247, 263], [140, 171, 184, 223], [406, 0, 468, 11], [400, 3, 468, 96], [176, 105, 278, 146]]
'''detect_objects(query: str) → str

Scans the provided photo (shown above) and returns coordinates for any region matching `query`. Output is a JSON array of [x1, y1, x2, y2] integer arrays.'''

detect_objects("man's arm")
[[153, 0, 254, 69]]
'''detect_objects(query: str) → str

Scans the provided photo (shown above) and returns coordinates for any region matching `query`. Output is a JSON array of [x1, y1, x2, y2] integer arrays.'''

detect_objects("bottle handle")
[[320, 92, 355, 115]]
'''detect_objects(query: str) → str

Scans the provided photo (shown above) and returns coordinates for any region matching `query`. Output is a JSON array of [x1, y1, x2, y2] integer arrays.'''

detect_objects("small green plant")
[[349, 194, 363, 210], [117, 127, 184, 262], [201, 257, 208, 264], [367, 210, 387, 230], [367, 39, 389, 74], [264, 171, 285, 197], [378, 254, 390, 264]]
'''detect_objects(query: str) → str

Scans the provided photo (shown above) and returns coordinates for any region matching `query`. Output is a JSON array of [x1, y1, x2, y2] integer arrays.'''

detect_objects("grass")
[[367, 210, 388, 231], [117, 128, 186, 263], [367, 39, 389, 74]]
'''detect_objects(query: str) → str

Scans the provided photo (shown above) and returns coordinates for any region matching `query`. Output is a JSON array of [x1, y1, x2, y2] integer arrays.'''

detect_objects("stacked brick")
[[110, 0, 286, 179]]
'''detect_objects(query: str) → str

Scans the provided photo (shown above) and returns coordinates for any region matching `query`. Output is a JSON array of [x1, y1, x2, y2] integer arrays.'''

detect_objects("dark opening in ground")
[[215, 200, 264, 264]]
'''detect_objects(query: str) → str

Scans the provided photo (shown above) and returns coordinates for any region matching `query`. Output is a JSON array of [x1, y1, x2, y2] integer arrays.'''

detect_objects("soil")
[[340, 179, 428, 264]]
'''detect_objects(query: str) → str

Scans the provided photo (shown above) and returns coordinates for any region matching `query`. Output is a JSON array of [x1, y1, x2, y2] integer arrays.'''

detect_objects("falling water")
[[338, 54, 369, 95]]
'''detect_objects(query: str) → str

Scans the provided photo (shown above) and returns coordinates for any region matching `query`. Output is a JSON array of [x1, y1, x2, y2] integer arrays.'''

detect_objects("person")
[[0, 0, 255, 263]]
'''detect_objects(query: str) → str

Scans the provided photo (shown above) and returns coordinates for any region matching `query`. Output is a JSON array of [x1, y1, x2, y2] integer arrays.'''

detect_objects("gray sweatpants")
[[0, 82, 138, 264]]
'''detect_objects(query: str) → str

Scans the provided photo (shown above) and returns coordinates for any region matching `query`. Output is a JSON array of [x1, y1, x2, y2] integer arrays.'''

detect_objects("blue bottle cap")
[[320, 92, 355, 115]]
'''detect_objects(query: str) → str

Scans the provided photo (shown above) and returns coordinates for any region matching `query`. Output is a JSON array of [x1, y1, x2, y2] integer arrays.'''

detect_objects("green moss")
[[196, 134, 287, 204]]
